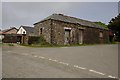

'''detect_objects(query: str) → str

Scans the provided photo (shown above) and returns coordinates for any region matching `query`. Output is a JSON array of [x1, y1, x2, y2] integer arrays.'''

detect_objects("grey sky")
[[2, 2, 118, 30], [118, 1, 120, 13], [0, 2, 2, 29]]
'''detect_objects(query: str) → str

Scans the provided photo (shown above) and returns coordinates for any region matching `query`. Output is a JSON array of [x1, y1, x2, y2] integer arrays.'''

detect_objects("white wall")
[[17, 27, 26, 34], [0, 35, 4, 40]]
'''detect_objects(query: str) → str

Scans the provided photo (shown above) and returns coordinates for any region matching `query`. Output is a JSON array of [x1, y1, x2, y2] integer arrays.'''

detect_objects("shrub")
[[28, 36, 50, 45]]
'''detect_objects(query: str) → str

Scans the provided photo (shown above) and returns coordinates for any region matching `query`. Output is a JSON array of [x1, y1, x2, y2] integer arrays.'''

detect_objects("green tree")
[[108, 14, 120, 42]]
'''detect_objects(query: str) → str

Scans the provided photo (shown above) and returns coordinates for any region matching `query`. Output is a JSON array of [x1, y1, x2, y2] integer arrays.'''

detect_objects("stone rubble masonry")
[[34, 19, 109, 45]]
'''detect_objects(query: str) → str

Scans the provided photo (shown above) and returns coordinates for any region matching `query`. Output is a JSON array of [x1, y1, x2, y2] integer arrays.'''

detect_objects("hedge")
[[28, 36, 49, 45]]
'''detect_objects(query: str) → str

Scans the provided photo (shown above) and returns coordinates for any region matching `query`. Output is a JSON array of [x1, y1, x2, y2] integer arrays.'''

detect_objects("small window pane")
[[99, 32, 103, 38]]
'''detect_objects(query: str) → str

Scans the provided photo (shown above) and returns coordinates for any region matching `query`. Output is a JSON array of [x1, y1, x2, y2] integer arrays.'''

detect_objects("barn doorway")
[[64, 29, 71, 45], [79, 29, 83, 44]]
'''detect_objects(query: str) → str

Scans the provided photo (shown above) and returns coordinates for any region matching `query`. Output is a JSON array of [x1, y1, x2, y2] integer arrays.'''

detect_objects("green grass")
[[1, 41, 118, 48], [20, 42, 120, 48], [20, 43, 102, 48], [0, 43, 2, 46], [112, 42, 120, 44], [8, 43, 14, 46], [0, 43, 14, 46]]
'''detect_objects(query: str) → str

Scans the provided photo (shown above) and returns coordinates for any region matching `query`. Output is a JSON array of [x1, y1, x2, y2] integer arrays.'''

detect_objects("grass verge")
[[20, 43, 111, 48], [7, 43, 14, 46]]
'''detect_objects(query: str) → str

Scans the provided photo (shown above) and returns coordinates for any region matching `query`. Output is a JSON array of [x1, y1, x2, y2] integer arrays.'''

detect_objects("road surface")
[[2, 44, 118, 78]]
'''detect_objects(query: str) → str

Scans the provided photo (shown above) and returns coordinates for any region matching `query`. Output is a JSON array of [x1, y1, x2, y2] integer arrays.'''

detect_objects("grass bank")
[[20, 42, 119, 48], [0, 43, 15, 46]]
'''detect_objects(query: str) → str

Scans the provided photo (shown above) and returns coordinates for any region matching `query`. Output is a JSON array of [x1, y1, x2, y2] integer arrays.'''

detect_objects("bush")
[[28, 36, 50, 45]]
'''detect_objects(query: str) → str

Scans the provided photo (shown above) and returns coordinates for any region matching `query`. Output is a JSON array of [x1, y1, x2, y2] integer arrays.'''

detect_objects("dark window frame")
[[40, 28, 43, 35]]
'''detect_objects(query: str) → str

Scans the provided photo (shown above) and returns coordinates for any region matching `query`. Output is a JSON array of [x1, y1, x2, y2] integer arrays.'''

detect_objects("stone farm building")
[[34, 13, 109, 45]]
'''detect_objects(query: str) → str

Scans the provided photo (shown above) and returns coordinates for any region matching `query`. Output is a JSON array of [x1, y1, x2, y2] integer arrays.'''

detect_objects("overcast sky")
[[2, 2, 118, 30]]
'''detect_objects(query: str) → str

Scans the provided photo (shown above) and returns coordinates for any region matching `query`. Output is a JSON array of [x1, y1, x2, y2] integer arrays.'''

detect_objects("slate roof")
[[0, 31, 2, 34], [21, 26, 34, 34], [34, 13, 105, 29], [2, 27, 18, 34]]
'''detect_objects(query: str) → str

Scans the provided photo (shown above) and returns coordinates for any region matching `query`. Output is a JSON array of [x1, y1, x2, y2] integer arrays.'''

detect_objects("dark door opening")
[[64, 29, 71, 45]]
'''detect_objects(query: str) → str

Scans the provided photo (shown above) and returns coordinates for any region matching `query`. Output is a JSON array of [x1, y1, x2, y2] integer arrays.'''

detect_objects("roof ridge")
[[56, 13, 97, 24], [34, 13, 105, 30], [21, 25, 33, 28], [20, 25, 34, 33], [2, 27, 17, 33]]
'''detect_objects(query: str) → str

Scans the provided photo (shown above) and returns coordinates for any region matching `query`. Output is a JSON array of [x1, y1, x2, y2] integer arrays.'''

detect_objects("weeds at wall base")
[[20, 42, 119, 48]]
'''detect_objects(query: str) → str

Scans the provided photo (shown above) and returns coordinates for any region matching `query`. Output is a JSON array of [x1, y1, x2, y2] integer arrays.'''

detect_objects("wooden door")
[[79, 30, 83, 44], [64, 29, 71, 45]]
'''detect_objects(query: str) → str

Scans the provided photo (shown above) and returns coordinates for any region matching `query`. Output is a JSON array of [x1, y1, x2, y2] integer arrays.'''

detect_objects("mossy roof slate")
[[34, 13, 106, 30]]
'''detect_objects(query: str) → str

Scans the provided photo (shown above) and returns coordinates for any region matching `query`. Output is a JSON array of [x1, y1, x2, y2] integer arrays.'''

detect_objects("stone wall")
[[83, 27, 100, 44], [51, 20, 84, 45], [34, 19, 109, 45], [34, 20, 51, 43], [83, 27, 109, 44], [3, 29, 17, 34], [102, 30, 109, 43], [2, 34, 19, 43]]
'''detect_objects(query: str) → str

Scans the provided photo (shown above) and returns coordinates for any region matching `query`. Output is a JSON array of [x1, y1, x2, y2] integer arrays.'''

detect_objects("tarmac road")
[[2, 44, 118, 78]]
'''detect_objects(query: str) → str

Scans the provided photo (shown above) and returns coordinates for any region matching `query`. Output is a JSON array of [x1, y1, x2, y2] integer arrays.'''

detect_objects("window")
[[23, 31, 25, 34], [99, 32, 103, 38], [40, 28, 43, 35]]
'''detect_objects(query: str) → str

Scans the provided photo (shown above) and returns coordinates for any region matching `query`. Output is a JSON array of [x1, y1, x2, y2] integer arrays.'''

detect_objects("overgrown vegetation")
[[94, 22, 108, 30], [22, 35, 119, 48], [28, 36, 51, 46], [108, 13, 120, 42], [0, 43, 2, 46], [22, 42, 118, 48]]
